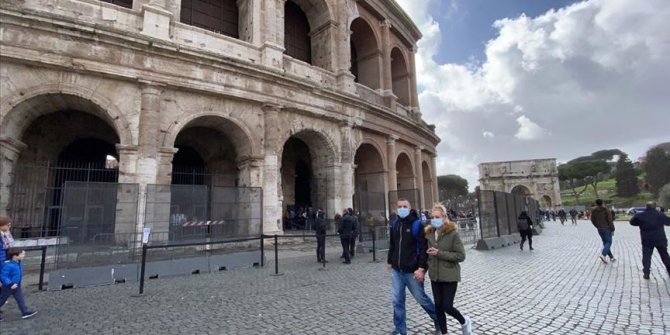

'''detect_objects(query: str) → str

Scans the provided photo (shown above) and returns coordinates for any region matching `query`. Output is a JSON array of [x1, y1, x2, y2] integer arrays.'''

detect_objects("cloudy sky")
[[396, 0, 670, 190]]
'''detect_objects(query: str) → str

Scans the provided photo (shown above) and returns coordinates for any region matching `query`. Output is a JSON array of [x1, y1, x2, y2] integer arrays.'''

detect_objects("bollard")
[[39, 246, 47, 291], [139, 244, 148, 295], [260, 234, 265, 267], [271, 234, 283, 276], [372, 229, 377, 262]]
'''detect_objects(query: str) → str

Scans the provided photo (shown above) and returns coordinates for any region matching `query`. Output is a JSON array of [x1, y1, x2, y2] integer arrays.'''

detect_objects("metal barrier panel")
[[55, 182, 139, 269], [494, 192, 510, 236], [477, 190, 498, 239], [210, 186, 263, 238], [355, 190, 388, 245], [455, 218, 480, 245], [504, 193, 516, 235]]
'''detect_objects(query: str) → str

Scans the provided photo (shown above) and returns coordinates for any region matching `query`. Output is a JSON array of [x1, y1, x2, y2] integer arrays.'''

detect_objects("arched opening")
[[284, 0, 312, 64], [354, 143, 386, 219], [9, 106, 120, 238], [280, 130, 335, 231], [172, 125, 238, 187], [180, 0, 239, 38], [542, 195, 553, 208], [511, 185, 532, 197], [350, 18, 381, 90], [422, 161, 433, 207], [396, 153, 415, 191], [391, 47, 411, 106]]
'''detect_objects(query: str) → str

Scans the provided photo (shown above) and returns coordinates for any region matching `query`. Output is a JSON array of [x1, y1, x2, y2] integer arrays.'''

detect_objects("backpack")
[[517, 217, 530, 231], [391, 218, 423, 256]]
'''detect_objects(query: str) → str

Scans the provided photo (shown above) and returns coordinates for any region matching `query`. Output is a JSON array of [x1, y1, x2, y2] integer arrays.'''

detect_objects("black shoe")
[[339, 255, 345, 259], [343, 261, 351, 264], [643, 273, 650, 280], [530, 247, 534, 250], [520, 243, 524, 250]]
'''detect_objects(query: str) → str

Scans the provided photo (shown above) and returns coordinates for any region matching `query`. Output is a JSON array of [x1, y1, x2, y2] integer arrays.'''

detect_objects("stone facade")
[[0, 0, 439, 236], [478, 159, 562, 208]]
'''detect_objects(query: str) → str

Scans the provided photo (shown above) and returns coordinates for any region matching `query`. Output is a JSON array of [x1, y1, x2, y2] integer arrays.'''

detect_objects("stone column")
[[237, 156, 264, 188], [380, 20, 393, 95], [335, 5, 356, 93], [114, 144, 141, 241], [431, 154, 439, 203], [339, 122, 355, 213], [260, 0, 286, 68], [408, 46, 419, 109], [157, 147, 178, 185], [141, 1, 173, 41], [238, 0, 260, 44], [262, 104, 282, 234], [0, 137, 26, 216], [386, 135, 398, 192], [414, 146, 425, 210]]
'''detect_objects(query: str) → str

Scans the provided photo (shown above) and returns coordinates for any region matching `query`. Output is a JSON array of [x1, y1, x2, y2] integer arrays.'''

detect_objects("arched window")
[[284, 1, 312, 64], [391, 47, 411, 106], [100, 0, 132, 9], [180, 0, 239, 39], [350, 18, 381, 89]]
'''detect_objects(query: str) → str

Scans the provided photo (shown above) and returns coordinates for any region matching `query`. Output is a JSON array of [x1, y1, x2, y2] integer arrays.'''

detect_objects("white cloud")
[[398, 0, 670, 190], [514, 115, 547, 140]]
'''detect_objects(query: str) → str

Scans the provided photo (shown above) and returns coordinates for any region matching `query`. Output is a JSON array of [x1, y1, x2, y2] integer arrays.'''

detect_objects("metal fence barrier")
[[477, 189, 542, 242]]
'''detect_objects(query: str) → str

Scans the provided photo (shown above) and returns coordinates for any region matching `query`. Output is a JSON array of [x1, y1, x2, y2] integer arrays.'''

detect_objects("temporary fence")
[[477, 189, 542, 241]]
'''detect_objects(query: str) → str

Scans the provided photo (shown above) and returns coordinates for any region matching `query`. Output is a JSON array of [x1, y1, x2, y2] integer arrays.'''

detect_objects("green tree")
[[658, 183, 670, 209], [615, 153, 640, 197], [437, 175, 469, 199], [643, 147, 670, 195], [559, 160, 611, 197]]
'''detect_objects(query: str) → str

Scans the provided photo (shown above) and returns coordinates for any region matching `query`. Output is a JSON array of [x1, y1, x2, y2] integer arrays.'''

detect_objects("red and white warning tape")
[[182, 220, 225, 227]]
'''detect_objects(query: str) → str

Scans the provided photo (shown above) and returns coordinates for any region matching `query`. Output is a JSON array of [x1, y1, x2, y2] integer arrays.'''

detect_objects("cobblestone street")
[[1, 220, 669, 335]]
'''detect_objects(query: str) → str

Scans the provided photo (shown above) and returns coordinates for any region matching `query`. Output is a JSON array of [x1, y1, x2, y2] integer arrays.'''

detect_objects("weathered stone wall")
[[479, 159, 563, 207], [0, 0, 440, 233]]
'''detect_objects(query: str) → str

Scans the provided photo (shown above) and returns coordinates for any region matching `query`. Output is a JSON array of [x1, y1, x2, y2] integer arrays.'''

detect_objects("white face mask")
[[430, 218, 443, 229]]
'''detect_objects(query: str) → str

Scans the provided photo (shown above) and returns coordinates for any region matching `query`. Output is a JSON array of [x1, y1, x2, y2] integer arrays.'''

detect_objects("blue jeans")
[[391, 269, 437, 334], [0, 285, 30, 315], [598, 229, 614, 257]]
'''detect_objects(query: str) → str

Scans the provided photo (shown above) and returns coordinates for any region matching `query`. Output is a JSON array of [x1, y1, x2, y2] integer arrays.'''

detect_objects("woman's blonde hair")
[[431, 203, 448, 218]]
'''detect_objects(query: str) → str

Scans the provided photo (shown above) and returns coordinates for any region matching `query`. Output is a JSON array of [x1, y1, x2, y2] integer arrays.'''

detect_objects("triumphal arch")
[[478, 159, 562, 208], [0, 0, 439, 242]]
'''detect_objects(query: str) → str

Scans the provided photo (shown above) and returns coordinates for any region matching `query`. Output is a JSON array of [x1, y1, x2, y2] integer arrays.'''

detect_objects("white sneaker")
[[462, 316, 473, 335], [609, 256, 616, 262], [599, 255, 608, 264]]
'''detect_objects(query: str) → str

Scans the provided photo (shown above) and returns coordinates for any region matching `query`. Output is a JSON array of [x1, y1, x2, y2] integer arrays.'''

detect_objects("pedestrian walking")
[[0, 248, 37, 321], [315, 208, 327, 263], [386, 198, 438, 335], [558, 208, 567, 225], [349, 208, 359, 258], [517, 211, 534, 251], [629, 202, 670, 279], [338, 209, 356, 264], [590, 199, 616, 263], [569, 208, 578, 225], [425, 203, 473, 335]]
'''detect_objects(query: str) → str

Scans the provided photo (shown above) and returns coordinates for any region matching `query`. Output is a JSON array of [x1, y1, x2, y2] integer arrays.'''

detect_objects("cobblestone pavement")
[[1, 220, 669, 334]]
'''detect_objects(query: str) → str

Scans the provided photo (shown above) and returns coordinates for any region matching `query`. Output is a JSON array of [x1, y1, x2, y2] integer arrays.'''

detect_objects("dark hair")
[[595, 199, 603, 206], [0, 216, 10, 227], [7, 247, 24, 258]]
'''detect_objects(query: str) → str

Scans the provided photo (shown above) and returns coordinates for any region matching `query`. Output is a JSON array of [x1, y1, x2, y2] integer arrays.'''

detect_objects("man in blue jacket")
[[630, 202, 670, 280], [386, 198, 438, 335], [0, 247, 37, 320]]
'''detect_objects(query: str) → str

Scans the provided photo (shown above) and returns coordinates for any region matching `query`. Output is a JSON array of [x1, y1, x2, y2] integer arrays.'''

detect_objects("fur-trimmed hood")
[[424, 220, 457, 235]]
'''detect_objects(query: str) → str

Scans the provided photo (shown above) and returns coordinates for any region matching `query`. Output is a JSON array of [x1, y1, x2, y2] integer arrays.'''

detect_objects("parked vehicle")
[[626, 207, 646, 215]]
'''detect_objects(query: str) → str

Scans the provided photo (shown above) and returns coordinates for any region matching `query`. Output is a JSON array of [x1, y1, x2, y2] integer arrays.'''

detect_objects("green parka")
[[425, 223, 466, 282]]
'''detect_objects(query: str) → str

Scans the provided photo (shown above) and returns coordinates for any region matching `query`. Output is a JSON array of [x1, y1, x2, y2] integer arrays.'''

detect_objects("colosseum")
[[0, 0, 440, 242]]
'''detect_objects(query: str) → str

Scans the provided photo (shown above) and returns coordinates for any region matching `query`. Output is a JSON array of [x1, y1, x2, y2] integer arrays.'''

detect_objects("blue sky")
[[397, 0, 670, 190], [434, 0, 581, 64]]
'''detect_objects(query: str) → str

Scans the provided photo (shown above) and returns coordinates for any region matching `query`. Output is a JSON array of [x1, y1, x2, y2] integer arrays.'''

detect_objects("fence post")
[[476, 189, 484, 241], [38, 246, 47, 291], [271, 234, 283, 276], [371, 228, 377, 262], [260, 234, 265, 267], [139, 244, 148, 295], [493, 192, 501, 237]]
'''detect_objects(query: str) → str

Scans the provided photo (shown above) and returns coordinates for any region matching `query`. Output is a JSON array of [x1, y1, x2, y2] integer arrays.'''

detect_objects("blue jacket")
[[0, 259, 22, 287], [630, 209, 670, 244]]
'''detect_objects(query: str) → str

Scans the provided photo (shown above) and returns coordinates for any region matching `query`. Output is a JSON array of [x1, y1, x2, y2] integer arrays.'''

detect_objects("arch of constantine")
[[478, 159, 562, 208], [0, 0, 439, 239]]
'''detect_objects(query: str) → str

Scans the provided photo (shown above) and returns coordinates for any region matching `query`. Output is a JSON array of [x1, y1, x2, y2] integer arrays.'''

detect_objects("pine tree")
[[644, 147, 670, 195], [615, 153, 640, 197]]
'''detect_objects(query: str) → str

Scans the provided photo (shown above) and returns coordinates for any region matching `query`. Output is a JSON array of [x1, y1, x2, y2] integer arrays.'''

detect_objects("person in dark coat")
[[315, 209, 327, 263], [630, 202, 670, 280], [349, 208, 359, 258], [517, 211, 534, 251], [591, 199, 615, 264], [338, 209, 356, 264]]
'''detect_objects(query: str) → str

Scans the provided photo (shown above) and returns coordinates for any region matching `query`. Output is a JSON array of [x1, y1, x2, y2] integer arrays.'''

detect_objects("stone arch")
[[283, 0, 335, 69], [395, 151, 414, 191], [390, 47, 411, 106], [511, 184, 532, 196], [542, 195, 553, 208], [350, 17, 381, 90], [162, 112, 259, 158], [1, 88, 133, 146], [354, 142, 385, 192]]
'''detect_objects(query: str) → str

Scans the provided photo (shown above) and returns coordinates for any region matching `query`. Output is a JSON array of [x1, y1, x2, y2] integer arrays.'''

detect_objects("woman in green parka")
[[425, 204, 473, 335]]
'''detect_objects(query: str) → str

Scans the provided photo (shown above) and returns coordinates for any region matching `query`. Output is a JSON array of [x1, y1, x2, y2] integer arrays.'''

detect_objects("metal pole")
[[274, 234, 279, 275], [493, 192, 500, 237], [38, 246, 47, 291], [372, 228, 377, 262], [139, 244, 147, 295], [260, 234, 265, 267]]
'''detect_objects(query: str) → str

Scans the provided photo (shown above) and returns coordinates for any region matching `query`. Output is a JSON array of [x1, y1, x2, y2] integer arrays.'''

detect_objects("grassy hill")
[[560, 176, 654, 207]]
